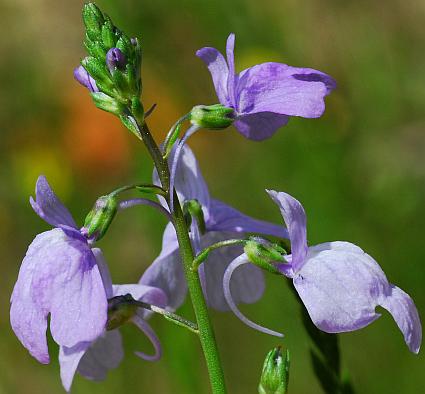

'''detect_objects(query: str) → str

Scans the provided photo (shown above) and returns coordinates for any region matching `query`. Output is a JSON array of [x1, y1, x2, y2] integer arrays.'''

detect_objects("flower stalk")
[[129, 109, 227, 393]]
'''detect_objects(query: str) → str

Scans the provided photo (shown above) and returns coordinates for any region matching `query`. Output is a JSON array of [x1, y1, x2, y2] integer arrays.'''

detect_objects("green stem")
[[131, 113, 227, 394], [134, 300, 199, 334], [110, 183, 166, 197], [192, 239, 248, 271]]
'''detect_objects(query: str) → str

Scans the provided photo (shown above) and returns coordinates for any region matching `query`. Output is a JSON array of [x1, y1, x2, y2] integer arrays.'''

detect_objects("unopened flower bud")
[[106, 47, 127, 73], [258, 347, 290, 394], [190, 104, 235, 130], [82, 194, 118, 241], [73, 65, 99, 92], [106, 294, 138, 330], [244, 238, 286, 274]]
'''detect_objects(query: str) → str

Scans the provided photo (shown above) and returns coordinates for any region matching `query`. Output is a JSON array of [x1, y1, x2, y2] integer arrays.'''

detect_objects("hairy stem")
[[135, 300, 199, 334], [131, 114, 227, 394], [192, 239, 248, 271]]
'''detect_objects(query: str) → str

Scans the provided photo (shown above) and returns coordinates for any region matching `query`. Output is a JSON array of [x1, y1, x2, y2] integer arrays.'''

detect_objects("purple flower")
[[10, 176, 108, 364], [224, 190, 422, 353], [59, 249, 167, 391], [197, 34, 336, 140], [146, 144, 288, 311], [73, 65, 99, 92]]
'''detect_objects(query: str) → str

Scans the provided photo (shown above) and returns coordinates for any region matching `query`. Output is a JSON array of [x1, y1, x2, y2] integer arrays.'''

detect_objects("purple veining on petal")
[[196, 34, 336, 140], [223, 254, 284, 337], [10, 228, 108, 362], [292, 72, 337, 94], [294, 241, 422, 353], [133, 316, 162, 361]]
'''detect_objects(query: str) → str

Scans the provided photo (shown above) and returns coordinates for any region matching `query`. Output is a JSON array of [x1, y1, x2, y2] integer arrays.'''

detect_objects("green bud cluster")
[[244, 238, 286, 274], [258, 347, 290, 394], [83, 194, 118, 241], [81, 3, 143, 117], [190, 104, 235, 130]]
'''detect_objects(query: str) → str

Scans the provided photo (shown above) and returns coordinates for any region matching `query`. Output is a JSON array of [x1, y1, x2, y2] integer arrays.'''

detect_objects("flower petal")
[[59, 342, 91, 391], [10, 229, 107, 360], [153, 144, 211, 218], [76, 330, 124, 382], [201, 231, 265, 311], [234, 112, 289, 140], [223, 254, 283, 336], [237, 62, 335, 118], [139, 224, 187, 311], [267, 190, 307, 271], [10, 248, 50, 364], [196, 47, 230, 106], [294, 242, 388, 333], [132, 316, 162, 362], [92, 248, 113, 298], [208, 198, 288, 239], [30, 175, 77, 229], [226, 33, 237, 106], [380, 285, 422, 354]]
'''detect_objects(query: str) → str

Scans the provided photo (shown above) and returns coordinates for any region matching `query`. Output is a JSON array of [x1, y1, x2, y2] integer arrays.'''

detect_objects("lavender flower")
[[146, 144, 288, 311], [59, 249, 167, 391], [73, 65, 99, 92], [197, 34, 336, 140], [224, 190, 422, 353], [10, 176, 108, 364]]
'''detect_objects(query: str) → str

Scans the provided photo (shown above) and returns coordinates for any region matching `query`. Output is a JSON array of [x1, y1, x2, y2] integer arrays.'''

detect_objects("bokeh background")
[[1, 0, 424, 393]]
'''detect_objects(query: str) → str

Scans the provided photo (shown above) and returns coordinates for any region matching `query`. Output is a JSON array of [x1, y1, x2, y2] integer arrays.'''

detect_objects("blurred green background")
[[1, 0, 424, 392]]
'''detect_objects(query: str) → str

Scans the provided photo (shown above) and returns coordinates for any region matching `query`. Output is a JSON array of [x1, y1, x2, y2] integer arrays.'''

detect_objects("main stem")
[[135, 118, 227, 394]]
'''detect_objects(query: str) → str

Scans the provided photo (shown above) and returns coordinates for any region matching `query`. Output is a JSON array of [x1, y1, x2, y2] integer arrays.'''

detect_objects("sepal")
[[244, 238, 286, 274], [83, 194, 118, 241], [190, 104, 235, 130]]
